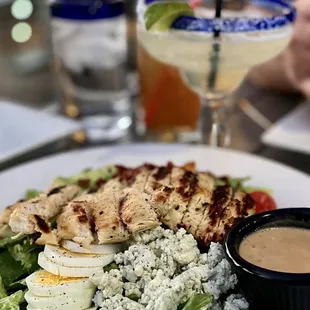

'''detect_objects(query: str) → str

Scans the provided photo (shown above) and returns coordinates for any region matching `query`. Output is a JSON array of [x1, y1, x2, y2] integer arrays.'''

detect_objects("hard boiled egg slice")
[[25, 288, 94, 309], [38, 253, 104, 277], [44, 245, 114, 267], [26, 296, 93, 310], [26, 270, 95, 297], [62, 240, 122, 255]]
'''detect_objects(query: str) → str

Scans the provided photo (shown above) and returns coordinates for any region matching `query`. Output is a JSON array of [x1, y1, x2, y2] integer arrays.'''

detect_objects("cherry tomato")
[[190, 0, 201, 8], [250, 191, 277, 214]]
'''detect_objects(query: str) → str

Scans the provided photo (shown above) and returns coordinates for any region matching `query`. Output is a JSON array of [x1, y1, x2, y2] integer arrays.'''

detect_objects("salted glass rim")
[[141, 0, 296, 33], [50, 0, 124, 20]]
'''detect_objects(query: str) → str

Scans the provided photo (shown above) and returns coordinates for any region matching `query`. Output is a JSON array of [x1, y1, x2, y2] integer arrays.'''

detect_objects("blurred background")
[[0, 0, 309, 173]]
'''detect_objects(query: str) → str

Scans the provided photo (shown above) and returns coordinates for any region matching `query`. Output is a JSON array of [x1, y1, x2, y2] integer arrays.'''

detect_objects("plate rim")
[[1, 143, 309, 179]]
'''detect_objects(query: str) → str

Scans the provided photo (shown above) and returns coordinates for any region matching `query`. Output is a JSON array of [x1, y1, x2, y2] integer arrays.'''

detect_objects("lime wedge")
[[144, 1, 194, 32]]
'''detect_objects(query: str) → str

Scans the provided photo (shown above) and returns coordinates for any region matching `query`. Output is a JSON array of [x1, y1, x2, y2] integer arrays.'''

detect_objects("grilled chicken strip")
[[181, 187, 213, 236], [204, 191, 255, 245], [120, 188, 160, 233], [93, 179, 129, 244], [57, 194, 95, 247], [0, 204, 18, 225], [195, 185, 233, 247], [30, 214, 58, 245], [9, 185, 80, 234], [160, 170, 198, 230], [145, 164, 172, 194], [117, 165, 160, 233]]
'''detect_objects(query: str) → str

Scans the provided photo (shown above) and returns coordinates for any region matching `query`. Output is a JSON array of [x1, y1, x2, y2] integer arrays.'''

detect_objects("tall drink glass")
[[137, 0, 296, 146]]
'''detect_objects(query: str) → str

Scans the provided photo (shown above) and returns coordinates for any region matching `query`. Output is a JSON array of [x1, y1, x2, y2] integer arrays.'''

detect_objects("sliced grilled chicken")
[[93, 179, 129, 244], [0, 204, 18, 224], [120, 188, 160, 233], [179, 172, 215, 235], [130, 165, 156, 191], [9, 185, 80, 234], [30, 214, 58, 245], [197, 172, 215, 191], [145, 164, 172, 194], [57, 194, 95, 247], [181, 187, 213, 235], [195, 185, 233, 247], [204, 191, 255, 245], [161, 170, 198, 231], [170, 167, 187, 187]]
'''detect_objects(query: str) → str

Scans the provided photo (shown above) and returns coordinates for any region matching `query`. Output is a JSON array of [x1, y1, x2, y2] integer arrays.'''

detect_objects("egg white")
[[26, 297, 93, 310], [62, 240, 122, 255], [38, 252, 104, 277], [26, 270, 95, 297], [25, 288, 95, 309], [44, 245, 114, 267]]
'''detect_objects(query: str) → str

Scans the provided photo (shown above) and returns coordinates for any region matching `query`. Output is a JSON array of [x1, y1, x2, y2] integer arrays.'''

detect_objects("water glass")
[[51, 0, 131, 142]]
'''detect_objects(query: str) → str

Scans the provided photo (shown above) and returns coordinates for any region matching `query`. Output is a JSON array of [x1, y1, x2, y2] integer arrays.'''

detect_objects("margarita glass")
[[137, 0, 296, 146]]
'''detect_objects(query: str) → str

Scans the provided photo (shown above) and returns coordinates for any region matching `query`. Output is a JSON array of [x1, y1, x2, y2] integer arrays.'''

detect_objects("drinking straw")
[[207, 0, 223, 90]]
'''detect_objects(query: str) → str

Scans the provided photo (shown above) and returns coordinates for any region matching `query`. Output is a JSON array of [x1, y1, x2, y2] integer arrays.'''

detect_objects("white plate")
[[262, 103, 310, 154], [0, 144, 310, 211], [0, 101, 80, 164]]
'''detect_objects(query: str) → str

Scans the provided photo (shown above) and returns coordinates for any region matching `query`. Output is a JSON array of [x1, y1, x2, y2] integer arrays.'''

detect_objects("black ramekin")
[[224, 208, 310, 310]]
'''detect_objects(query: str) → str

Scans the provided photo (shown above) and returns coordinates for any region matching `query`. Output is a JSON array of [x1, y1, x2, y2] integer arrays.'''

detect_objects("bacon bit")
[[47, 186, 66, 197]]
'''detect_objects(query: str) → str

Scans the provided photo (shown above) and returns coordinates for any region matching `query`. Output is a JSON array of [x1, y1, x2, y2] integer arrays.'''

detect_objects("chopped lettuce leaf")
[[25, 189, 41, 200], [182, 294, 212, 310], [103, 262, 119, 273], [52, 165, 117, 189], [0, 237, 42, 288], [0, 251, 26, 288], [215, 176, 273, 196], [0, 290, 24, 310], [0, 276, 7, 299], [228, 177, 251, 189], [215, 177, 250, 190], [0, 225, 15, 240], [0, 234, 26, 249], [127, 294, 139, 302], [8, 239, 42, 273], [244, 186, 273, 195], [7, 277, 27, 292]]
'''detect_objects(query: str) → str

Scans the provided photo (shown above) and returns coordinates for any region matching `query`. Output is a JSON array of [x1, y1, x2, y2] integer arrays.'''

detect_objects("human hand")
[[248, 0, 310, 97]]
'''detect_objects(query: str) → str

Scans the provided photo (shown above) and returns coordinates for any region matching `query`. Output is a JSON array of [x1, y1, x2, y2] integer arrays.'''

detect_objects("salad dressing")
[[239, 227, 310, 273]]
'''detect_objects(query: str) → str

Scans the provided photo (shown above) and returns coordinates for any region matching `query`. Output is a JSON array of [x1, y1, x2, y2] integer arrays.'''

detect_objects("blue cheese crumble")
[[91, 227, 248, 310]]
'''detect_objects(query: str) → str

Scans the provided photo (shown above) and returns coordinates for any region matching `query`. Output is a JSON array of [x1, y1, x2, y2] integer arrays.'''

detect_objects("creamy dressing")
[[239, 227, 310, 273]]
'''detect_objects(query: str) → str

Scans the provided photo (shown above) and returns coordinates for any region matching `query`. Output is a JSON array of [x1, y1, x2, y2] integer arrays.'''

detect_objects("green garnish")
[[182, 293, 213, 310], [103, 262, 119, 273], [0, 290, 24, 310], [52, 165, 117, 189], [25, 189, 41, 200], [144, 1, 194, 32]]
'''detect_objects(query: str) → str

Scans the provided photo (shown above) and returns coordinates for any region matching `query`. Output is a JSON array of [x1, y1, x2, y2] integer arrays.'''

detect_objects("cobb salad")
[[0, 162, 276, 309]]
